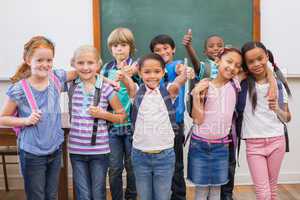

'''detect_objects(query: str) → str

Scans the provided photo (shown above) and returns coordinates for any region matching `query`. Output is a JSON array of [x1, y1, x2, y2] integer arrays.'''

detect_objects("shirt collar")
[[113, 57, 133, 69], [145, 85, 160, 95], [75, 74, 103, 89]]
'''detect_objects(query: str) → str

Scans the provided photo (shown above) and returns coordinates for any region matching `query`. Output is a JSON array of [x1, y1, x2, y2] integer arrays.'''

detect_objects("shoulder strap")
[[159, 84, 178, 134], [102, 61, 115, 78], [203, 62, 211, 79], [91, 76, 103, 145], [49, 70, 62, 93], [131, 84, 147, 133], [67, 80, 78, 120], [20, 79, 38, 111]]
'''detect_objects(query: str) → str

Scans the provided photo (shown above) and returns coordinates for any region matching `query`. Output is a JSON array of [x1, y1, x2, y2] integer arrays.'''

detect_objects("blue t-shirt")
[[6, 69, 67, 155], [162, 60, 185, 123]]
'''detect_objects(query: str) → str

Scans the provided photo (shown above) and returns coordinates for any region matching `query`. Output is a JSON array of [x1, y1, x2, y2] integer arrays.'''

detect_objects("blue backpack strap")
[[159, 83, 179, 134], [102, 61, 115, 78], [276, 79, 290, 152], [235, 80, 248, 162], [131, 84, 147, 133]]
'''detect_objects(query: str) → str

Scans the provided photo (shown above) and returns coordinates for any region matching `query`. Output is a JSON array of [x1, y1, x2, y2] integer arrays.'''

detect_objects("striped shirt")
[[68, 76, 115, 155]]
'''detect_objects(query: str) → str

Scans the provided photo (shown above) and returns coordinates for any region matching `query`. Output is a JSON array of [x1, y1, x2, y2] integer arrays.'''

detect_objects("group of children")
[[0, 27, 291, 200]]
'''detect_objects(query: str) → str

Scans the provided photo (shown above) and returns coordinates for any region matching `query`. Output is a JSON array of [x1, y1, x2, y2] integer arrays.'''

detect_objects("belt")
[[142, 150, 163, 154], [192, 134, 232, 144]]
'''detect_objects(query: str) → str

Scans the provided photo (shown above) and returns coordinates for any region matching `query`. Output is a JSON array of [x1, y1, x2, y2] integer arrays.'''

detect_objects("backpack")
[[13, 71, 62, 135], [184, 79, 239, 147], [67, 76, 103, 145], [131, 83, 179, 135], [186, 62, 211, 117], [235, 79, 290, 157]]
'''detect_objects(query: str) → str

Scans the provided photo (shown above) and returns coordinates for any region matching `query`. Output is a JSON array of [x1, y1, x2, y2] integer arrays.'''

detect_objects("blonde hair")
[[107, 27, 136, 55], [71, 45, 102, 67], [10, 36, 55, 83]]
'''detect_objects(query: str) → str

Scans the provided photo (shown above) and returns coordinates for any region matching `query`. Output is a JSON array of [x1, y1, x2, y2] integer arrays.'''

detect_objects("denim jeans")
[[70, 153, 109, 200], [131, 148, 175, 200], [108, 126, 137, 200], [19, 146, 62, 200]]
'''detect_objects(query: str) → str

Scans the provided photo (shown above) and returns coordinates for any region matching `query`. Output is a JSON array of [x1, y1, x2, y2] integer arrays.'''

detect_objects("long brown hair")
[[10, 36, 55, 83]]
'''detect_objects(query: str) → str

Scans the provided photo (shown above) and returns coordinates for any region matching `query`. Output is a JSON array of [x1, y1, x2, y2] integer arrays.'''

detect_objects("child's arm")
[[191, 80, 209, 124], [0, 97, 41, 127], [115, 70, 137, 98], [182, 29, 201, 74], [66, 70, 78, 82], [168, 64, 187, 99], [266, 67, 277, 100], [269, 101, 291, 123], [88, 96, 126, 123]]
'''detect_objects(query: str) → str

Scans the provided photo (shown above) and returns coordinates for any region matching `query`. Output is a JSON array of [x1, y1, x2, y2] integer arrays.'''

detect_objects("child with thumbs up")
[[100, 27, 138, 200]]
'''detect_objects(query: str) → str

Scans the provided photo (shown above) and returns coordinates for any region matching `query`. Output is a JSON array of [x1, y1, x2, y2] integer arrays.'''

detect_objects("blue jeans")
[[131, 148, 175, 200], [19, 146, 62, 200], [70, 153, 109, 200], [108, 126, 137, 200]]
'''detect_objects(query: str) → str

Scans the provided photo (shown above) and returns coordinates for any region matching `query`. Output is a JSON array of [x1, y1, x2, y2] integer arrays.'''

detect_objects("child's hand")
[[115, 70, 126, 82], [24, 110, 42, 126], [123, 62, 138, 77], [176, 64, 188, 76], [186, 67, 195, 80], [266, 84, 277, 101], [87, 106, 105, 118], [268, 97, 279, 112], [182, 29, 192, 47], [192, 79, 209, 102]]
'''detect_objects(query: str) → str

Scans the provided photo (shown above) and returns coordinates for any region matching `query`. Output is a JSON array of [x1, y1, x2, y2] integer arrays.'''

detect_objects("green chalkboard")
[[99, 0, 253, 62]]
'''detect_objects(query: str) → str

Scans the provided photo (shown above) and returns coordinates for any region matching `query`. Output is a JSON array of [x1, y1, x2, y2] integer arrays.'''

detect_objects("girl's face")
[[74, 52, 99, 81], [204, 36, 224, 60], [244, 47, 269, 76], [217, 51, 242, 80], [153, 44, 175, 64], [26, 47, 54, 78], [139, 59, 165, 89], [111, 42, 130, 62]]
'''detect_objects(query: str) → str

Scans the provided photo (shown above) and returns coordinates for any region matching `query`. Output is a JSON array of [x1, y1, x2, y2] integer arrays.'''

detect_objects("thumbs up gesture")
[[182, 28, 192, 47]]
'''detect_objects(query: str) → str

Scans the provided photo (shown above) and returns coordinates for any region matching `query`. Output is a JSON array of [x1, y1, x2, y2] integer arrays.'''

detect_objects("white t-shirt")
[[133, 86, 175, 151], [242, 82, 288, 139]]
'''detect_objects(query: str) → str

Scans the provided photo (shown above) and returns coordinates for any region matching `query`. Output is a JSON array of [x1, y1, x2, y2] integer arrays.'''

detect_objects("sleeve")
[[53, 69, 67, 84], [6, 83, 25, 104], [103, 82, 116, 101], [198, 62, 205, 80]]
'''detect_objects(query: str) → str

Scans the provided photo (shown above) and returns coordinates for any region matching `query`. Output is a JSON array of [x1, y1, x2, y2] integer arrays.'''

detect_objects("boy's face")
[[204, 36, 224, 60], [111, 43, 130, 63], [139, 59, 165, 89], [152, 44, 175, 64], [73, 52, 99, 81]]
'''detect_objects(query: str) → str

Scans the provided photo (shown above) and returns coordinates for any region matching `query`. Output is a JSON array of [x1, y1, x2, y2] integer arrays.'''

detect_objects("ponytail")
[[10, 62, 31, 83], [267, 50, 292, 96]]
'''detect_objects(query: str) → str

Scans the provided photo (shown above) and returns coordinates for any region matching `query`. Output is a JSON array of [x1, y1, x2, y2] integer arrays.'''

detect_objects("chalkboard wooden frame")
[[92, 0, 261, 55]]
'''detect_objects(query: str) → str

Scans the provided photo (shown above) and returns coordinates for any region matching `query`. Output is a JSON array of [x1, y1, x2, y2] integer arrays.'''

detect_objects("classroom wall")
[[0, 0, 299, 189]]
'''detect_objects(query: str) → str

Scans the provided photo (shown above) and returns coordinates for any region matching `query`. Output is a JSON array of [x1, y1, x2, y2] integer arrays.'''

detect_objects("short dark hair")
[[138, 53, 166, 70], [149, 34, 175, 52], [204, 34, 224, 49]]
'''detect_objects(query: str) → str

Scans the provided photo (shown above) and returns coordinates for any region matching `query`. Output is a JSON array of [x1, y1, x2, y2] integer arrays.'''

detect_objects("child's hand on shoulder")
[[87, 106, 105, 118], [24, 110, 42, 126], [268, 96, 279, 112]]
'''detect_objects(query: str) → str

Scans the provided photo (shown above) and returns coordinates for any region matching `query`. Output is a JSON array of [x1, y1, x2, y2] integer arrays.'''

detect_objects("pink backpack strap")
[[20, 79, 38, 111], [49, 70, 62, 93]]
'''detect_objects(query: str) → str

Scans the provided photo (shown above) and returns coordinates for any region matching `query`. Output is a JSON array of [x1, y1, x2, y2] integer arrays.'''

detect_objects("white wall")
[[0, 0, 299, 189], [0, 0, 93, 80]]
